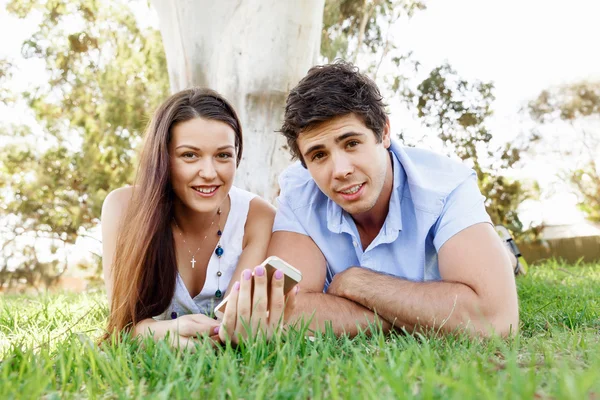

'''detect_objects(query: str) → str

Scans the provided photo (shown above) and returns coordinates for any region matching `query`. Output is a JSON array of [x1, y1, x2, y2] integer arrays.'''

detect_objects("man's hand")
[[326, 266, 363, 299]]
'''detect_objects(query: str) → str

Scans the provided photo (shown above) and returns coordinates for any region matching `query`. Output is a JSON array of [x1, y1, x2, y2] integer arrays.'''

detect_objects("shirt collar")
[[326, 145, 405, 237]]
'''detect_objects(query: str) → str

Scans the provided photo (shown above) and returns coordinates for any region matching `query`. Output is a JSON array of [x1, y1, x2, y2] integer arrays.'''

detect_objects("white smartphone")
[[213, 256, 302, 319]]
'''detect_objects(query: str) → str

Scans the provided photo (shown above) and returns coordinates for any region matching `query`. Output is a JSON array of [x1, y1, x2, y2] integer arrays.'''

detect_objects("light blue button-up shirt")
[[273, 140, 492, 287]]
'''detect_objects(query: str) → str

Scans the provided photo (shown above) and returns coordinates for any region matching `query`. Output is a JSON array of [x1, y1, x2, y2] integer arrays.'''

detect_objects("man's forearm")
[[334, 268, 518, 337], [288, 291, 393, 336]]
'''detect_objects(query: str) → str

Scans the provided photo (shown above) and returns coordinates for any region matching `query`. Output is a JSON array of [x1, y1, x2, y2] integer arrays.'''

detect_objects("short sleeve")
[[273, 195, 309, 235], [432, 174, 492, 251]]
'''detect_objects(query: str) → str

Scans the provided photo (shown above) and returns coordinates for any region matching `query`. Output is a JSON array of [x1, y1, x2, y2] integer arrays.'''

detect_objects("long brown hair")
[[105, 88, 243, 337]]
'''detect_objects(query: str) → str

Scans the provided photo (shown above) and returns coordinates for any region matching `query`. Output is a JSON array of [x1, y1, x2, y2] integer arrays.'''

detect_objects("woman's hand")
[[135, 314, 220, 350], [218, 265, 298, 344]]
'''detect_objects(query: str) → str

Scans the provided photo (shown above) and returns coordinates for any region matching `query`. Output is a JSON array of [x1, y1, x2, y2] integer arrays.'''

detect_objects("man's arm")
[[328, 223, 519, 337], [268, 231, 392, 336]]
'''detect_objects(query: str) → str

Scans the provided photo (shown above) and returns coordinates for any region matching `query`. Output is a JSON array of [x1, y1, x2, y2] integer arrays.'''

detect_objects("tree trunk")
[[151, 0, 325, 202]]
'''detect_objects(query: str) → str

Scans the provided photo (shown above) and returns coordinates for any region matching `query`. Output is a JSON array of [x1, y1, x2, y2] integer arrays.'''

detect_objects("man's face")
[[297, 114, 391, 216]]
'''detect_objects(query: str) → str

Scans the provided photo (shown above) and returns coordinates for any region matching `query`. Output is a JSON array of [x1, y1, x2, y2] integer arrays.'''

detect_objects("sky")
[[1, 0, 599, 267]]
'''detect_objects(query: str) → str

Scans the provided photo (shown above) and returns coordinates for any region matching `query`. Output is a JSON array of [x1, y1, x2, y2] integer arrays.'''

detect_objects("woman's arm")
[[223, 196, 276, 295], [101, 186, 134, 303], [135, 315, 219, 348]]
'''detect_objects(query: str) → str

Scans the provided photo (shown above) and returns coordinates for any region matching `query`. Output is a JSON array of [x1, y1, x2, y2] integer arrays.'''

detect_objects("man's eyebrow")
[[334, 132, 365, 143], [303, 144, 325, 159], [302, 132, 366, 158]]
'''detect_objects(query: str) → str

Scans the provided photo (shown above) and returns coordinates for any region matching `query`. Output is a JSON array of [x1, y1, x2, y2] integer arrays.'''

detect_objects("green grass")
[[0, 260, 599, 399]]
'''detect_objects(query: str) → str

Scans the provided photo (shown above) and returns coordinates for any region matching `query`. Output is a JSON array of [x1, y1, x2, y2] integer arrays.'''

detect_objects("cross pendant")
[[191, 257, 196, 269]]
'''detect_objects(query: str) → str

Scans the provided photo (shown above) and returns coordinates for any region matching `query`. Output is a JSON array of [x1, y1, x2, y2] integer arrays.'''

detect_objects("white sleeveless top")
[[154, 186, 256, 319]]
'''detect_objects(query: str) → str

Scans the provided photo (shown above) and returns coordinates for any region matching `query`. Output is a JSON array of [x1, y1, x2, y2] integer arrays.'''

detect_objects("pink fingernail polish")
[[243, 269, 252, 281], [234, 281, 240, 290], [255, 266, 265, 277], [214, 326, 220, 334], [275, 270, 284, 280]]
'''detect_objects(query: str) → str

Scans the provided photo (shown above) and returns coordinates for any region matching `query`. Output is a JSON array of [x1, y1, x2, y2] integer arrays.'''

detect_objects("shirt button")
[[352, 240, 358, 247], [171, 311, 177, 319]]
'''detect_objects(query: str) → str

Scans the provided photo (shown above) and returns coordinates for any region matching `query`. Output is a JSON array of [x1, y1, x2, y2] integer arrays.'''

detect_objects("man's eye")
[[346, 140, 360, 148], [311, 152, 326, 161]]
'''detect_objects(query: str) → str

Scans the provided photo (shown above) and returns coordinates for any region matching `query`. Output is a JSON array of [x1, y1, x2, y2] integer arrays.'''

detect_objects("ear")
[[382, 118, 391, 149]]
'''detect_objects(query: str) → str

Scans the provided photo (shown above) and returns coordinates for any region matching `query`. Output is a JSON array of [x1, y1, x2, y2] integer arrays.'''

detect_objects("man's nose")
[[331, 153, 353, 180]]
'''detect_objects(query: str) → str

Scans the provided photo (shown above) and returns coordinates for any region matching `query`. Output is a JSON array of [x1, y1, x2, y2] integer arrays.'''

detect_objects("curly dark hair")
[[280, 60, 388, 166]]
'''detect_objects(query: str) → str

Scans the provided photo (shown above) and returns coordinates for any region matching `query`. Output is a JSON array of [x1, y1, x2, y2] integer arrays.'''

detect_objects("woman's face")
[[168, 117, 237, 214]]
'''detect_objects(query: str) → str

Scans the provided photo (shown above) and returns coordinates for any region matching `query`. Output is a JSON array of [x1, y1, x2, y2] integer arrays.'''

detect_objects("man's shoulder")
[[278, 161, 327, 209], [394, 143, 475, 198]]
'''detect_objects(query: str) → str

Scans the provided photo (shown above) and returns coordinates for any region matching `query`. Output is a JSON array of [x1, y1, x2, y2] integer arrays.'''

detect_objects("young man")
[[268, 61, 519, 338]]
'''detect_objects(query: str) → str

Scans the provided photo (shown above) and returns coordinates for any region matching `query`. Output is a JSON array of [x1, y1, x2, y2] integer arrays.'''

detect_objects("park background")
[[1, 0, 600, 291], [0, 1, 599, 399]]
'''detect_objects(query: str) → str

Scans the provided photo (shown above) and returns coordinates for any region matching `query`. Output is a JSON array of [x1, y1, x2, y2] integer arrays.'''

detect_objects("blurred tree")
[[408, 64, 540, 238], [321, 1, 539, 240], [0, 0, 169, 287], [0, 58, 16, 104], [528, 82, 600, 222]]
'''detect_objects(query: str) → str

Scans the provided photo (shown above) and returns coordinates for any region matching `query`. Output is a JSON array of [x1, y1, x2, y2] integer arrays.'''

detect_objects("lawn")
[[0, 260, 598, 399]]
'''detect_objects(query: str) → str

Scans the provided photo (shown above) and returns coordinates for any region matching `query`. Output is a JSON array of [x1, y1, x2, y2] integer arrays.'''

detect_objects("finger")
[[187, 314, 220, 337], [236, 269, 253, 340], [284, 284, 299, 325], [208, 333, 222, 348], [219, 281, 240, 343], [268, 269, 285, 334], [192, 322, 220, 340], [170, 335, 195, 352], [251, 265, 268, 336]]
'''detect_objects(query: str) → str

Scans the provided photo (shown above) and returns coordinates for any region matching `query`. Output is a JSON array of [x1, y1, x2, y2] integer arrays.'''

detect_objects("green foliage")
[[528, 81, 600, 222], [570, 161, 600, 222], [0, 0, 169, 285], [0, 58, 16, 103], [321, 0, 425, 66], [408, 64, 540, 238], [529, 82, 600, 122], [1, 261, 598, 398]]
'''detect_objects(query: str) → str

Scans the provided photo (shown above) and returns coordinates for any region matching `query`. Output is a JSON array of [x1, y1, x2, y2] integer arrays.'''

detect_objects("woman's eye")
[[217, 153, 232, 159], [182, 152, 197, 159]]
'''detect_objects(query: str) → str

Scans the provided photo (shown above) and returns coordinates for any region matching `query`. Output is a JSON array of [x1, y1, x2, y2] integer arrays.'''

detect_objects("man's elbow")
[[479, 308, 519, 338], [496, 310, 520, 338]]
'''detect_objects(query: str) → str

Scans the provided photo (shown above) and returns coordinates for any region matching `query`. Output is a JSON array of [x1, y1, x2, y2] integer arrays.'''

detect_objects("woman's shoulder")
[[248, 195, 276, 219], [231, 185, 275, 226], [230, 186, 274, 216], [241, 193, 275, 246], [101, 186, 135, 224]]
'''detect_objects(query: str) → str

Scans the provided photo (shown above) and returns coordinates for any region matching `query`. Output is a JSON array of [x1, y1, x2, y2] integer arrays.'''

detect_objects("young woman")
[[102, 88, 294, 347]]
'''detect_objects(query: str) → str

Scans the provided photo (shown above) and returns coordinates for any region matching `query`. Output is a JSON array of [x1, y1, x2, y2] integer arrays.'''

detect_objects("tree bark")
[[151, 0, 325, 202]]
